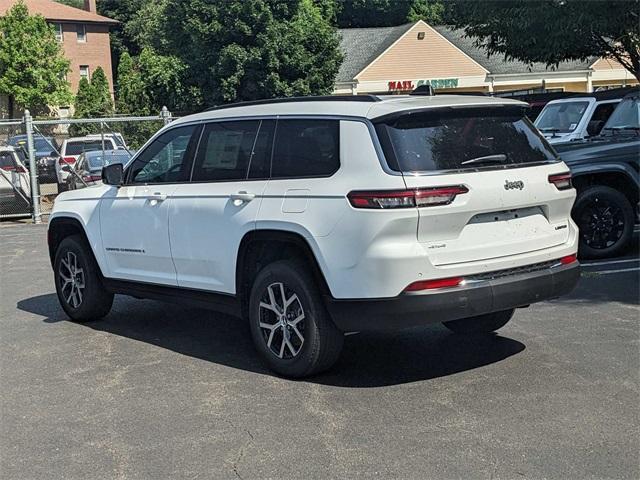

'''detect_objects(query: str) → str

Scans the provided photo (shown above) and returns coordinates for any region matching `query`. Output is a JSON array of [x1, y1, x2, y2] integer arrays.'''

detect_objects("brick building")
[[0, 0, 117, 116]]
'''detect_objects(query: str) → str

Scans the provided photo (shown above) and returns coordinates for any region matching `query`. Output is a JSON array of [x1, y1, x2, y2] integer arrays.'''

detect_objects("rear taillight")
[[0, 165, 26, 173], [404, 277, 463, 292], [58, 156, 75, 165], [348, 186, 468, 209], [82, 175, 101, 182], [559, 253, 578, 265], [548, 172, 572, 190]]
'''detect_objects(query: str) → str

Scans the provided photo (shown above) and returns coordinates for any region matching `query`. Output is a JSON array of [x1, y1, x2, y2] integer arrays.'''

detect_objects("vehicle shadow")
[[17, 293, 525, 388]]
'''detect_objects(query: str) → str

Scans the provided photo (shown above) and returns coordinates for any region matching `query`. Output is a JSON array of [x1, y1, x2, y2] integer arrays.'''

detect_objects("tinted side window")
[[129, 125, 196, 184], [192, 121, 260, 182], [271, 120, 340, 178], [248, 120, 275, 179]]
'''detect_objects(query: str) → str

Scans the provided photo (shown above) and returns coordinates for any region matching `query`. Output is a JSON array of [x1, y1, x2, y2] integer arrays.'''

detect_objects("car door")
[[99, 124, 199, 285], [169, 119, 274, 292]]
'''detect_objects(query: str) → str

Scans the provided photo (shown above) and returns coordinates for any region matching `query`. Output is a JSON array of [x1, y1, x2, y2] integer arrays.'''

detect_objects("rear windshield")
[[87, 152, 130, 170], [65, 140, 112, 156], [375, 107, 558, 173]]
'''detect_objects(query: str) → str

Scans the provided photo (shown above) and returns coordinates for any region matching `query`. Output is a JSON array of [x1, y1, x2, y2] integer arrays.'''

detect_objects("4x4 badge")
[[504, 180, 524, 190]]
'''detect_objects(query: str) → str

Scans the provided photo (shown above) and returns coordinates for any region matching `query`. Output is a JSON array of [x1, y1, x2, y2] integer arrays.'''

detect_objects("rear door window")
[[375, 107, 558, 173], [271, 119, 339, 178], [191, 121, 262, 182]]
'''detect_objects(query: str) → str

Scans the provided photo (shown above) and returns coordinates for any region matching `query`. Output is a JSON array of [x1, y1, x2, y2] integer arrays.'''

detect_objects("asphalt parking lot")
[[1, 222, 638, 479]]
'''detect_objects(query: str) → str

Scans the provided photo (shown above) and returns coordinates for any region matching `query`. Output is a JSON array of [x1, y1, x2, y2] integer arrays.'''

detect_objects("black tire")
[[57, 181, 68, 193], [443, 309, 514, 334], [54, 235, 113, 322], [248, 260, 343, 378], [573, 186, 634, 259]]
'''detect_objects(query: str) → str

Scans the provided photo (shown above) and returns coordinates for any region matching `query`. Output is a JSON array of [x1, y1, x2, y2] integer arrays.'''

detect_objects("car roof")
[[83, 149, 129, 157], [0, 146, 17, 153], [64, 136, 117, 143], [171, 95, 527, 126]]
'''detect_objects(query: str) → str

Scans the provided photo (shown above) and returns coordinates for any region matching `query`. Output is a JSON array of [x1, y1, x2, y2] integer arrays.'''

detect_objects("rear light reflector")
[[58, 156, 76, 165], [559, 254, 578, 265], [548, 172, 572, 190], [348, 185, 468, 209], [404, 277, 463, 292]]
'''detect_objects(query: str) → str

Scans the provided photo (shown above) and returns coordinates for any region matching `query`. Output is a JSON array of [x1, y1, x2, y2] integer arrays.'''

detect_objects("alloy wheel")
[[258, 282, 306, 359], [578, 197, 625, 250], [58, 251, 85, 308]]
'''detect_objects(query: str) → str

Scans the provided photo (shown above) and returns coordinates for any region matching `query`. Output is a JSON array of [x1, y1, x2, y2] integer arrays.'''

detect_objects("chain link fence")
[[0, 108, 173, 222]]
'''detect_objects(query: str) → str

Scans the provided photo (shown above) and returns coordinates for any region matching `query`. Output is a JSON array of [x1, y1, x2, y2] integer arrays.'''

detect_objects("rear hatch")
[[374, 105, 574, 266]]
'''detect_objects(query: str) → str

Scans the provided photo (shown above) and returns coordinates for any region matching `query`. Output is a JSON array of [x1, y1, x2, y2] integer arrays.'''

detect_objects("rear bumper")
[[325, 262, 580, 332]]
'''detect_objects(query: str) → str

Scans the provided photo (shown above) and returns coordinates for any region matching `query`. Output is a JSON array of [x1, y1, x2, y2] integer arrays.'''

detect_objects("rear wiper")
[[461, 154, 508, 166]]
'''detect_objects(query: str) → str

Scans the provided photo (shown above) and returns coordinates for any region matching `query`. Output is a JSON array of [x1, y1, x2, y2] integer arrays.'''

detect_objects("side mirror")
[[102, 163, 123, 186]]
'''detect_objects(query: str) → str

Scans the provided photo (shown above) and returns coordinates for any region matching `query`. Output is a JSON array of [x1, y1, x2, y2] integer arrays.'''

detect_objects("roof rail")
[[204, 95, 381, 112]]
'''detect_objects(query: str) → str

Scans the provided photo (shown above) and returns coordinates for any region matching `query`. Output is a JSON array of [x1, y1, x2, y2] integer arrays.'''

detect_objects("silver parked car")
[[65, 149, 134, 190]]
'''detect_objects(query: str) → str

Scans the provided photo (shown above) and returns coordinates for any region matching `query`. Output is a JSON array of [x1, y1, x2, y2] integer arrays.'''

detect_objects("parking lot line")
[[589, 267, 640, 275], [582, 258, 640, 267]]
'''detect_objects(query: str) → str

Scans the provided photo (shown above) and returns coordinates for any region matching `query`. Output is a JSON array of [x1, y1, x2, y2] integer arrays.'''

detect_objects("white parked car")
[[48, 94, 580, 377], [535, 93, 622, 144], [56, 136, 119, 192], [0, 146, 31, 215]]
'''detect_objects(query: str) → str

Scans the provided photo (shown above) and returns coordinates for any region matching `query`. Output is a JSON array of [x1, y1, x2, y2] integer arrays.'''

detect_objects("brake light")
[[0, 165, 26, 173], [82, 175, 101, 182], [58, 156, 76, 165], [348, 186, 468, 209], [404, 277, 464, 292], [548, 172, 572, 190], [559, 254, 578, 265]]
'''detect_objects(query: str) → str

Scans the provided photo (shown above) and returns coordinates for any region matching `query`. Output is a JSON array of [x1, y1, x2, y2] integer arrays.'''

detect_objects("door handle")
[[230, 191, 255, 203], [147, 192, 167, 201]]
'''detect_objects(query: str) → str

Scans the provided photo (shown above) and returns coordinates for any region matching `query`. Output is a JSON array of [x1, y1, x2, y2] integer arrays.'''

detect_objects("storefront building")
[[335, 21, 638, 96]]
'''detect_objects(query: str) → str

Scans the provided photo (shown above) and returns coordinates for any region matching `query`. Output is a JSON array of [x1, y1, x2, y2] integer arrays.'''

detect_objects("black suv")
[[556, 91, 639, 258]]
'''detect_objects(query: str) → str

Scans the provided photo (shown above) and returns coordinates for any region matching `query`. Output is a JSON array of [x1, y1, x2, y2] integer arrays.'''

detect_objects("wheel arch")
[[47, 216, 102, 274], [235, 229, 332, 319], [572, 167, 639, 213]]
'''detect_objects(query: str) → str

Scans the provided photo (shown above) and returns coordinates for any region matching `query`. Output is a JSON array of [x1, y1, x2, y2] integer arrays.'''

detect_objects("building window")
[[54, 23, 63, 42], [76, 24, 86, 43], [79, 65, 90, 81]]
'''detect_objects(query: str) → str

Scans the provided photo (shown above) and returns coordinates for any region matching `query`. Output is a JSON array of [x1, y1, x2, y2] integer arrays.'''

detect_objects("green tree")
[[115, 49, 190, 147], [450, 0, 640, 82], [336, 0, 411, 27], [0, 1, 72, 118], [407, 0, 445, 24], [136, 0, 342, 109], [71, 66, 113, 135]]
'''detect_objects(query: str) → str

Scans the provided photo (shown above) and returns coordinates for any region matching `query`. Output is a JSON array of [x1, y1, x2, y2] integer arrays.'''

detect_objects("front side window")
[[535, 101, 589, 133], [128, 125, 196, 184], [271, 119, 340, 178], [376, 107, 557, 172], [191, 121, 262, 182]]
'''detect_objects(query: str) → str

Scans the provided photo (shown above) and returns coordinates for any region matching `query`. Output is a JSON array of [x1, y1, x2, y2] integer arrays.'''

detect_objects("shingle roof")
[[433, 26, 595, 74], [337, 23, 414, 83], [0, 0, 117, 24]]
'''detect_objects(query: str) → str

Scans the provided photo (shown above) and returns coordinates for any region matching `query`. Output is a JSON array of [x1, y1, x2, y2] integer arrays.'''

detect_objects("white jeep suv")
[[48, 94, 580, 377]]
